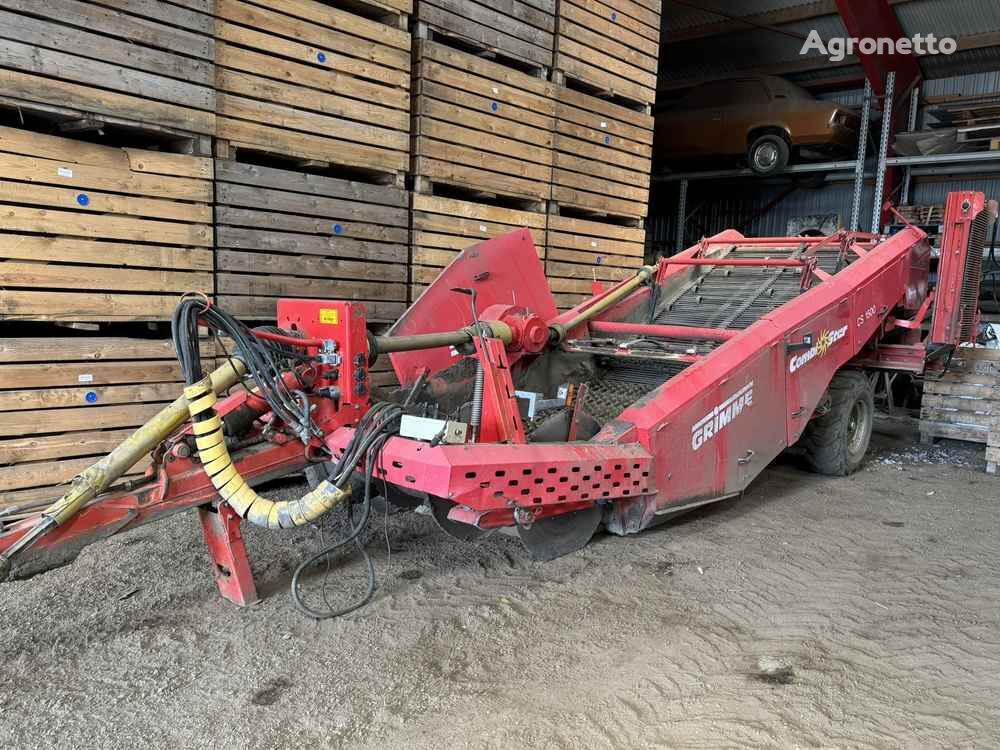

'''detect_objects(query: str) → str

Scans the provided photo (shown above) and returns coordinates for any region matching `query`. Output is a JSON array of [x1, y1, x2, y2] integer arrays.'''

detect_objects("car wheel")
[[748, 135, 790, 175]]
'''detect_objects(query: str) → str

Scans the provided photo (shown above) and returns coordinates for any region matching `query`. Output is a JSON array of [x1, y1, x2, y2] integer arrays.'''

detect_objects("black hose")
[[290, 404, 401, 620]]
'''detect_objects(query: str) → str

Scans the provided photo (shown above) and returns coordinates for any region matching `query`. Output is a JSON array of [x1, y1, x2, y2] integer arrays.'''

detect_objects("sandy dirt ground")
[[2, 427, 999, 749]]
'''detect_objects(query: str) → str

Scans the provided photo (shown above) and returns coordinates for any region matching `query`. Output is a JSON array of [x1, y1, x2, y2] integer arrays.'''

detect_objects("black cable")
[[289, 407, 401, 620]]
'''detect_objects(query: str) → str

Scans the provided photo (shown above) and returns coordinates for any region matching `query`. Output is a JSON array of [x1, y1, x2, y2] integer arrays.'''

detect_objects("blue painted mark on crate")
[[77, 193, 90, 206], [85, 391, 98, 403], [333, 223, 343, 234], [491, 101, 499, 112], [595, 256, 604, 265], [604, 135, 611, 145], [611, 11, 617, 21], [317, 52, 327, 63]]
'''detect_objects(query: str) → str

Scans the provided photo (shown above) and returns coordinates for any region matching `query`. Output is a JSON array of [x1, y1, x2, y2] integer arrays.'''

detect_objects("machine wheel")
[[748, 134, 790, 175], [801, 370, 874, 476]]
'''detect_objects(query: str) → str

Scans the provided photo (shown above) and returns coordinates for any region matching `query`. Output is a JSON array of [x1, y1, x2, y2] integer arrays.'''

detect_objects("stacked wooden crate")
[[544, 0, 659, 308], [920, 349, 1000, 463], [0, 0, 215, 140], [213, 0, 411, 179], [411, 39, 555, 206], [215, 160, 409, 323], [212, 0, 414, 325], [0, 337, 215, 514], [413, 0, 555, 73], [545, 215, 647, 309], [410, 193, 547, 301], [0, 126, 214, 320], [408, 3, 559, 303], [551, 0, 660, 109]]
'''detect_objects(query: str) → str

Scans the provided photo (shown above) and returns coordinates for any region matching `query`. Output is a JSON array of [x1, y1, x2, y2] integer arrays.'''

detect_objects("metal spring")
[[469, 360, 484, 440]]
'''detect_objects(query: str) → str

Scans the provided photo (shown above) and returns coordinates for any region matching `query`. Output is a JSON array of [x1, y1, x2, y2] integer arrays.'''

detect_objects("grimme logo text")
[[691, 382, 754, 451]]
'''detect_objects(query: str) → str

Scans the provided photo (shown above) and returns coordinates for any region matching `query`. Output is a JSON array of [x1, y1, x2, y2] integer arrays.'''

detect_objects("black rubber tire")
[[801, 370, 874, 476], [748, 134, 790, 175]]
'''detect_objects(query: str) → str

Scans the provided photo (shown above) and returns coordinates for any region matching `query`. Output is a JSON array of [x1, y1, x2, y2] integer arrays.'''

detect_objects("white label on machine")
[[691, 382, 754, 451], [58, 167, 73, 178], [78, 374, 94, 383], [479, 224, 488, 232]]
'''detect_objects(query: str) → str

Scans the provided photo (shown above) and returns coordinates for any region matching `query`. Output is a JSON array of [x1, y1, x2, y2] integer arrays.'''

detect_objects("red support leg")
[[199, 504, 258, 606]]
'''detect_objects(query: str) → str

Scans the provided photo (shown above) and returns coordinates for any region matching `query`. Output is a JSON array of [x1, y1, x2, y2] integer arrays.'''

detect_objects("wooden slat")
[[0, 337, 201, 363], [0, 429, 137, 466], [0, 402, 169, 438], [0, 383, 181, 413], [217, 295, 407, 322], [0, 454, 153, 493]]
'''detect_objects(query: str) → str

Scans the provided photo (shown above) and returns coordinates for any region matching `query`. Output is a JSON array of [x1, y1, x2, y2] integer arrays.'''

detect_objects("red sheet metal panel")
[[388, 229, 557, 384]]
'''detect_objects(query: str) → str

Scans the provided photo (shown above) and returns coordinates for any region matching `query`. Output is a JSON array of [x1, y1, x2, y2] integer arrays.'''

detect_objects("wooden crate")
[[414, 0, 555, 72], [920, 348, 1000, 452], [412, 40, 555, 205], [0, 126, 214, 322], [0, 0, 214, 137], [410, 193, 546, 302], [552, 0, 661, 109], [0, 336, 215, 513], [545, 214, 645, 309], [214, 160, 409, 323], [551, 86, 653, 220], [214, 0, 410, 176]]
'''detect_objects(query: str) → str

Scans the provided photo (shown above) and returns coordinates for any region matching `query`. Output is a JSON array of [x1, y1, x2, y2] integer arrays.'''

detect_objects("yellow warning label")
[[319, 308, 339, 325]]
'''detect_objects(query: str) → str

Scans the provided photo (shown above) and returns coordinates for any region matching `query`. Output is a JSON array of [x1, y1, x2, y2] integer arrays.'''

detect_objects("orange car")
[[654, 76, 859, 174]]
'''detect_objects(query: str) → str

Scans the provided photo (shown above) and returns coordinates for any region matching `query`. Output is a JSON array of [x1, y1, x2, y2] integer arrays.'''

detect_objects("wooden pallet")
[[552, 0, 661, 109], [0, 335, 218, 512], [898, 204, 944, 225], [551, 85, 653, 220], [411, 40, 555, 206], [920, 349, 1000, 470], [0, 0, 215, 137], [414, 0, 555, 73], [410, 193, 546, 302], [545, 214, 645, 309], [214, 159, 409, 323], [214, 0, 410, 177], [0, 125, 214, 322]]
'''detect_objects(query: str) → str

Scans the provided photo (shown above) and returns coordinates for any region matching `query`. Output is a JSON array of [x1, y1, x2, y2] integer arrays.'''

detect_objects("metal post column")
[[676, 179, 689, 251], [849, 79, 873, 231], [900, 84, 920, 206], [871, 71, 896, 234]]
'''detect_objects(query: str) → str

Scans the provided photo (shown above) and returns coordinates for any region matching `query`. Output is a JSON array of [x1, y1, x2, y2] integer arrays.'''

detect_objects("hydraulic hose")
[[184, 375, 350, 529]]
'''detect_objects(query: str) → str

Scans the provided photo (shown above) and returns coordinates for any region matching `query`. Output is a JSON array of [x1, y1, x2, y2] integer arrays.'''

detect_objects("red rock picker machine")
[[0, 192, 991, 618]]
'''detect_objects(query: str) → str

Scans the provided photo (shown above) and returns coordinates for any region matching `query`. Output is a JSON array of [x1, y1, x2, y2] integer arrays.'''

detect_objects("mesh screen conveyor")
[[576, 244, 857, 422]]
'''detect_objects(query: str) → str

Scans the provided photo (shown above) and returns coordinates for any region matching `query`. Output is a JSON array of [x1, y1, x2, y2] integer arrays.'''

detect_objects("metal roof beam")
[[834, 0, 922, 97]]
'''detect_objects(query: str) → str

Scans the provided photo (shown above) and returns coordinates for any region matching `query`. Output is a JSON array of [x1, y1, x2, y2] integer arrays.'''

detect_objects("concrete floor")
[[2, 428, 999, 749]]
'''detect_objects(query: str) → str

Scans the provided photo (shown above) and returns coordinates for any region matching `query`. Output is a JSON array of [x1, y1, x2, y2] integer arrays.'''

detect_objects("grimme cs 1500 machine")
[[0, 192, 991, 618]]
